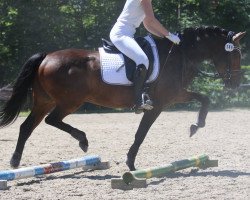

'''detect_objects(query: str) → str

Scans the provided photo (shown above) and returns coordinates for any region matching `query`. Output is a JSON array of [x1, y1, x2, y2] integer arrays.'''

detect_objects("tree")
[[0, 0, 249, 108]]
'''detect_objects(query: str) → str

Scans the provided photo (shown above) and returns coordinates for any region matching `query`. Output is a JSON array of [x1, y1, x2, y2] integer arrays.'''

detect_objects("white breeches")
[[110, 23, 149, 69]]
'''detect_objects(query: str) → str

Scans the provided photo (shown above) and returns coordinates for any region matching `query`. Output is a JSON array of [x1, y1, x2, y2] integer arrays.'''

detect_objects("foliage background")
[[0, 0, 249, 109]]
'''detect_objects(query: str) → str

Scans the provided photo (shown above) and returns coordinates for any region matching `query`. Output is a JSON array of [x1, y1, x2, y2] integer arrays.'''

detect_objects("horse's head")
[[212, 31, 246, 89], [180, 27, 246, 89]]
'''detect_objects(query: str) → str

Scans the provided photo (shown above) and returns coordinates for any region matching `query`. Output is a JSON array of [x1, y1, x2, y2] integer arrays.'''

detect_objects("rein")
[[149, 42, 174, 93], [163, 44, 175, 69], [157, 43, 174, 79]]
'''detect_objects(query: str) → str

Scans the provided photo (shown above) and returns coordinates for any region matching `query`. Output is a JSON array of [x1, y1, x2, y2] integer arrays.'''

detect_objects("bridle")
[[182, 31, 243, 80], [220, 31, 243, 80], [158, 31, 243, 84]]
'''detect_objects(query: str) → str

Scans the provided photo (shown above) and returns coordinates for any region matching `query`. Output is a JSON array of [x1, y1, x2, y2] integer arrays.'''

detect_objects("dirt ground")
[[0, 109, 249, 200]]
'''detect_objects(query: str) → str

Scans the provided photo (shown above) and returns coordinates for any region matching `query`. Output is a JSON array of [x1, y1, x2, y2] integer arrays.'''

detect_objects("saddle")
[[101, 37, 154, 82]]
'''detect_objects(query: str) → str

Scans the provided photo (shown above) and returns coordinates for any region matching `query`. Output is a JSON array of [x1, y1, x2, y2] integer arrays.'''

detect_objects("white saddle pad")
[[99, 35, 160, 86]]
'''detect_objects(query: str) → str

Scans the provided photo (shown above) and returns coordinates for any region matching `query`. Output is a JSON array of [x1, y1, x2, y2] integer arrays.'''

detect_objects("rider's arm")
[[141, 0, 168, 37], [141, 0, 180, 44]]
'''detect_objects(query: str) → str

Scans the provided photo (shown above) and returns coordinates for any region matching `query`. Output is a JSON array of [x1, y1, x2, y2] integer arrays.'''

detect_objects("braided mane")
[[180, 26, 229, 47]]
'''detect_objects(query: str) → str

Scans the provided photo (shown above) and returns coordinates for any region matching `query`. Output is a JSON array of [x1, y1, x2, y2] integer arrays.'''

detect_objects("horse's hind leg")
[[44, 106, 89, 152], [11, 103, 54, 168]]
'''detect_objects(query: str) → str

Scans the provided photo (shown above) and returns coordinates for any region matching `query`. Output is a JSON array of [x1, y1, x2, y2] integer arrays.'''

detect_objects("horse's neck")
[[181, 37, 221, 86], [155, 37, 215, 88]]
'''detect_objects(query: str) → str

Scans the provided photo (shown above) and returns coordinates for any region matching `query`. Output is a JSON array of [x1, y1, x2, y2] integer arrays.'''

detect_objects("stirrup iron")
[[141, 92, 153, 110]]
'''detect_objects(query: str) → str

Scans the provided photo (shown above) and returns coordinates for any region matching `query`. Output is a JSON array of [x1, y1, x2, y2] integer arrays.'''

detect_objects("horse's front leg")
[[180, 90, 210, 137], [127, 107, 162, 171]]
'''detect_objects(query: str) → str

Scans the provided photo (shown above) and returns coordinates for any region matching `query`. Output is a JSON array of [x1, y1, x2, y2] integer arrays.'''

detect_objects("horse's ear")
[[233, 31, 246, 42]]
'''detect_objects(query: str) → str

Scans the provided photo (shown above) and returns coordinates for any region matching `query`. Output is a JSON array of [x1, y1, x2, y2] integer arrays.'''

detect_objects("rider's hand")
[[166, 32, 180, 45]]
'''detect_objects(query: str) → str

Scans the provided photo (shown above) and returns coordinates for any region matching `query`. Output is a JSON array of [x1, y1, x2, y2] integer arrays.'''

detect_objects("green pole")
[[122, 154, 209, 184]]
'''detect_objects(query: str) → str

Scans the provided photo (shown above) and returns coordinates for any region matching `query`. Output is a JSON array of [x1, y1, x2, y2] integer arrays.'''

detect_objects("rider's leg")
[[133, 64, 153, 113], [110, 35, 153, 112]]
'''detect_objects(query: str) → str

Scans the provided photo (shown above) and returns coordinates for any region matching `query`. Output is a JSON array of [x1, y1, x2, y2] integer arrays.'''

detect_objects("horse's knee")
[[20, 122, 28, 134], [202, 96, 210, 106]]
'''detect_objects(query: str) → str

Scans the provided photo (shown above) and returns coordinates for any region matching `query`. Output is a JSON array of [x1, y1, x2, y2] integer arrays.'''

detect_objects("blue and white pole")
[[0, 155, 109, 189]]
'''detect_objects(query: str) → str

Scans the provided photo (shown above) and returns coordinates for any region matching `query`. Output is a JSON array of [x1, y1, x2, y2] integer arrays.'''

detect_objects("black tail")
[[0, 52, 47, 127]]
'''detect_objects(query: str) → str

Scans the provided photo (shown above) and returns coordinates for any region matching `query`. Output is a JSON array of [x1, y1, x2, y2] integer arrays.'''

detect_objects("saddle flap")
[[102, 36, 154, 81], [99, 35, 159, 86]]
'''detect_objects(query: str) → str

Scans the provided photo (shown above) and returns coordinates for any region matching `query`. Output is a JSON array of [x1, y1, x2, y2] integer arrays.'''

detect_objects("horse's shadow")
[[148, 170, 250, 186], [15, 169, 250, 188], [16, 170, 120, 187], [167, 170, 250, 178]]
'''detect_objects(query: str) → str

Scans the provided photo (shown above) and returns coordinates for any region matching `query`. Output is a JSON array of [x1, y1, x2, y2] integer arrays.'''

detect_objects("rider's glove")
[[166, 32, 180, 45]]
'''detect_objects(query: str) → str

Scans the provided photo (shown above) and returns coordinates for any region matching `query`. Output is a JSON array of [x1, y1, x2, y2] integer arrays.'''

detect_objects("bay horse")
[[0, 27, 246, 171]]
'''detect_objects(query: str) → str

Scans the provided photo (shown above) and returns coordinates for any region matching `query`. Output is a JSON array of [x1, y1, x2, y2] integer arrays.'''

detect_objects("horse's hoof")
[[79, 141, 88, 152], [126, 159, 136, 171], [10, 152, 21, 168], [190, 124, 198, 137]]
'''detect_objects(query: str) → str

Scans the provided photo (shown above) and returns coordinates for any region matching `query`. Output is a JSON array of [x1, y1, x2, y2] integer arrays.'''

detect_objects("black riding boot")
[[133, 64, 153, 114]]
